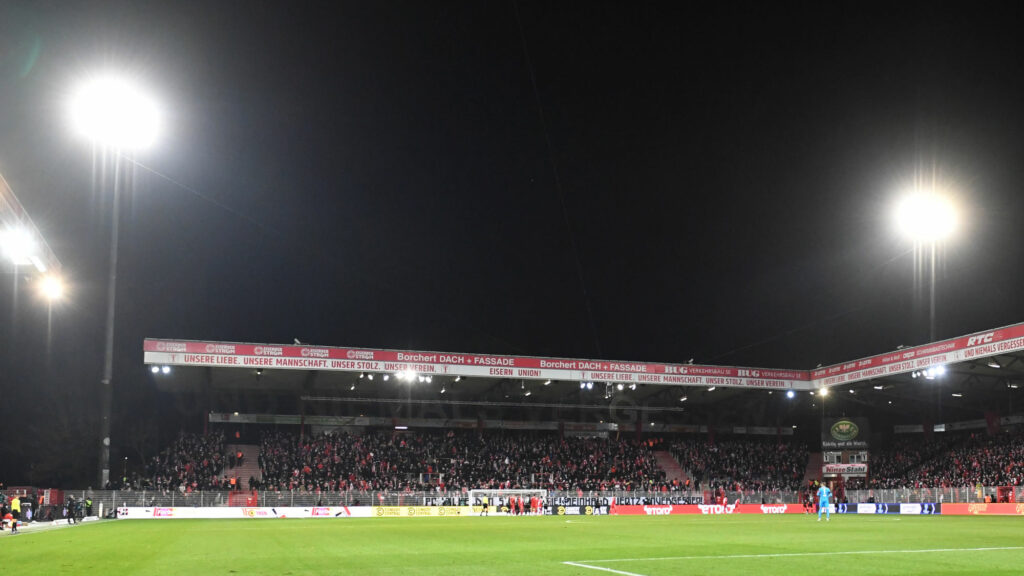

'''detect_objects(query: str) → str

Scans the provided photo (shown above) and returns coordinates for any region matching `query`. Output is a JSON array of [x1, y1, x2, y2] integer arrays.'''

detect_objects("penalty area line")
[[571, 545, 1024, 564], [562, 561, 648, 576]]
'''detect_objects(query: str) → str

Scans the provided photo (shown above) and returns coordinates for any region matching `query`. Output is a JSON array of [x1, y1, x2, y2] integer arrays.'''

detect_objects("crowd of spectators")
[[143, 431, 228, 492], [255, 430, 673, 493], [135, 427, 1024, 495], [858, 429, 1024, 489], [670, 436, 809, 492]]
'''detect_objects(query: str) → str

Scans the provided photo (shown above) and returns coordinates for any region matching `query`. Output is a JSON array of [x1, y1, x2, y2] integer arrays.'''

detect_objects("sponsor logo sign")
[[944, 503, 1023, 516], [822, 463, 868, 476], [698, 502, 739, 514], [899, 503, 938, 515], [830, 420, 859, 441], [614, 504, 803, 516], [822, 417, 870, 449], [372, 506, 470, 517]]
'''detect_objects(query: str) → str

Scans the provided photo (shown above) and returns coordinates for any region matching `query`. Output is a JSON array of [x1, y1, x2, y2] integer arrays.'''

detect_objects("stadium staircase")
[[803, 452, 823, 483], [226, 444, 262, 490], [654, 450, 689, 485]]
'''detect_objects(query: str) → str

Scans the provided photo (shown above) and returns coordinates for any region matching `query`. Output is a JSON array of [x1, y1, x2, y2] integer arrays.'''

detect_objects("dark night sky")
[[2, 2, 1024, 482]]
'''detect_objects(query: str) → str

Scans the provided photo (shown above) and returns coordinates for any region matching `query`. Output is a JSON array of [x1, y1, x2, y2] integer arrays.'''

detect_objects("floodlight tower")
[[1, 171, 65, 331], [894, 189, 958, 341], [69, 73, 161, 487]]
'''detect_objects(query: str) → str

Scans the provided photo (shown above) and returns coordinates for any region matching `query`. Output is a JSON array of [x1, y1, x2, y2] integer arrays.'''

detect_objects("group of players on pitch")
[[478, 495, 544, 516]]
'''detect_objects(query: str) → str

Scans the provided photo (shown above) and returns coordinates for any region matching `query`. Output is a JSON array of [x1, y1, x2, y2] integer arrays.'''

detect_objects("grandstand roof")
[[143, 320, 1024, 425]]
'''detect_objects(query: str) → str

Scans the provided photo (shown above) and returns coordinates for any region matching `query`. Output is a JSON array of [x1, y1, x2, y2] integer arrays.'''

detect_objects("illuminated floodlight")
[[161, 366, 171, 375], [69, 74, 161, 150], [38, 274, 66, 301], [1, 227, 38, 266], [367, 374, 373, 381], [628, 383, 636, 390], [819, 387, 829, 397], [987, 360, 1001, 369], [679, 396, 688, 402], [525, 390, 532, 397], [440, 387, 446, 394], [455, 376, 462, 382], [707, 386, 716, 392], [425, 376, 432, 383], [786, 390, 795, 399], [616, 383, 624, 391], [150, 366, 159, 374], [585, 381, 593, 390], [544, 379, 551, 385], [383, 374, 389, 381], [894, 191, 958, 242]]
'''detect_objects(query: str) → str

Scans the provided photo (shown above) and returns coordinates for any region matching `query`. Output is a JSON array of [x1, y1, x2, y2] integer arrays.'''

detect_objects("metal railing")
[[50, 485, 1022, 517]]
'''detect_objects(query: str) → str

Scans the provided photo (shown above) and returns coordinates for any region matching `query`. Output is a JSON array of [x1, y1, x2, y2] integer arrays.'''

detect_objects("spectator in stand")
[[254, 429, 672, 493], [670, 436, 809, 493]]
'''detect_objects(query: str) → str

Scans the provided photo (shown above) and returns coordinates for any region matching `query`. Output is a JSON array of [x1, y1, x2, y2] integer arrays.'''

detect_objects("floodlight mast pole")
[[99, 154, 121, 488], [71, 74, 160, 487]]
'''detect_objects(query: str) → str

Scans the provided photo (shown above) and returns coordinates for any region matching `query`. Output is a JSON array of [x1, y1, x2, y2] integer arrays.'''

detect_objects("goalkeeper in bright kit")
[[817, 484, 832, 521]]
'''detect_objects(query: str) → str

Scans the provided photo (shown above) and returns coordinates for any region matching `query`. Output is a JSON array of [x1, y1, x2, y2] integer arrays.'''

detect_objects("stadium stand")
[[144, 431, 227, 492], [858, 429, 1024, 489], [670, 436, 809, 492], [253, 430, 673, 492]]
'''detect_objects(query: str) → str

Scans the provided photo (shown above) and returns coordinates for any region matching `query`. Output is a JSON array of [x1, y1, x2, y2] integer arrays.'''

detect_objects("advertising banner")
[[117, 506, 371, 519], [548, 505, 609, 516], [372, 506, 472, 517], [942, 503, 1024, 516], [899, 503, 940, 515], [821, 418, 870, 449], [143, 339, 810, 391], [612, 504, 804, 515], [823, 463, 868, 476], [811, 322, 1024, 386]]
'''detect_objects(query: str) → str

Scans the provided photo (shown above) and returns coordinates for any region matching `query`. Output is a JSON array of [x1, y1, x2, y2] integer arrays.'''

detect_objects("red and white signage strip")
[[811, 322, 1024, 387], [143, 339, 812, 390], [823, 463, 868, 476], [613, 503, 802, 515]]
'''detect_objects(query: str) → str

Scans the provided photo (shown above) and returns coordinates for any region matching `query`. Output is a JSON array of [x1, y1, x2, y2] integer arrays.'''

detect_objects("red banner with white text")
[[613, 503, 802, 515]]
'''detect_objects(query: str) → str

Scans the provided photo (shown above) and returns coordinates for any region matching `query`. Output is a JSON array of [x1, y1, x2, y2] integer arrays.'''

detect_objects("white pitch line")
[[562, 561, 648, 576], [571, 545, 1024, 564]]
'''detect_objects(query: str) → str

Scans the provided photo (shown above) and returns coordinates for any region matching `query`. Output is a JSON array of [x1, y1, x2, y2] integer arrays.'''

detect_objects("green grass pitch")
[[4, 515, 1022, 575]]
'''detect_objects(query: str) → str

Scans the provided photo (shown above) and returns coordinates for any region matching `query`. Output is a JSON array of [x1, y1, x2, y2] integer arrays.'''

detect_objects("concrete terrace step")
[[226, 444, 262, 488], [654, 450, 688, 484]]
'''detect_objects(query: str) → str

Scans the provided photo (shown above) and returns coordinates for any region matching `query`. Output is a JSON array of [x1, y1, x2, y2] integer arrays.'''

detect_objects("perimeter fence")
[[50, 485, 1022, 517]]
